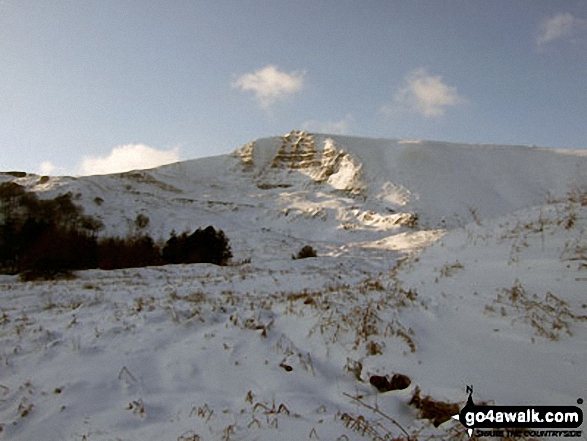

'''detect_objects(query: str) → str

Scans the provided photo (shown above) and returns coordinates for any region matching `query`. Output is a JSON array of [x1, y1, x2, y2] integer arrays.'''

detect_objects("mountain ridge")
[[2, 131, 586, 261]]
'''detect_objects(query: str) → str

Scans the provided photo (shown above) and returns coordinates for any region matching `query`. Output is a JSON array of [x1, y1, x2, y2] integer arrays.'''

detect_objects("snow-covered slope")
[[0, 132, 586, 440], [3, 131, 586, 260]]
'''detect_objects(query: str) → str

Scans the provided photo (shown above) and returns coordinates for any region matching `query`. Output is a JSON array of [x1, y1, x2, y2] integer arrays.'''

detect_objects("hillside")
[[0, 132, 586, 440], [2, 131, 586, 261]]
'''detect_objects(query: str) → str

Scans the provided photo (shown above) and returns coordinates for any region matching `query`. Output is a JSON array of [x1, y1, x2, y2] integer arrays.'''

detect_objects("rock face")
[[271, 131, 321, 170], [237, 141, 255, 170], [235, 131, 365, 195]]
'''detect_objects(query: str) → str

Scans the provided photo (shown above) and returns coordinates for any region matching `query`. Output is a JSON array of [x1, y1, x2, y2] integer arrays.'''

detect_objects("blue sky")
[[1, 1, 586, 175]]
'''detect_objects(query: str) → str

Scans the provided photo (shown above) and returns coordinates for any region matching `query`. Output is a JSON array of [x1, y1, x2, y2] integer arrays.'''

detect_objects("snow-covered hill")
[[0, 132, 586, 440], [3, 131, 586, 260]]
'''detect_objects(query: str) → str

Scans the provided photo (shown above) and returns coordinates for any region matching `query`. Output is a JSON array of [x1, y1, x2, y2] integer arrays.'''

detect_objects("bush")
[[134, 213, 150, 230], [162, 226, 232, 266], [294, 245, 317, 259]]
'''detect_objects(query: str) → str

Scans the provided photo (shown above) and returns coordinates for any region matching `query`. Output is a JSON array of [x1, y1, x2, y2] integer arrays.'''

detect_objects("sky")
[[1, 1, 587, 176]]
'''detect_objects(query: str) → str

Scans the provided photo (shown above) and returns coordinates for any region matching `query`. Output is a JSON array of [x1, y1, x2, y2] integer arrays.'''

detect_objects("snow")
[[1, 131, 586, 439]]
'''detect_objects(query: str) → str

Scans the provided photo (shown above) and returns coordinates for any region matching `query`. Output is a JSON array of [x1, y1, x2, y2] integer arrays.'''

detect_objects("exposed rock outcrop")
[[235, 131, 365, 195]]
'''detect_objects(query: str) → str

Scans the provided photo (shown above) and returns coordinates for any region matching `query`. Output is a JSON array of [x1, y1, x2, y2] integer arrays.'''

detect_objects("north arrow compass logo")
[[451, 385, 476, 437]]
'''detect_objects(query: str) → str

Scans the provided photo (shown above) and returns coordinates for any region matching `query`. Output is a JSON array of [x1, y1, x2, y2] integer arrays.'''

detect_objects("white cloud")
[[302, 114, 354, 135], [232, 65, 305, 109], [36, 161, 68, 176], [383, 69, 466, 118], [38, 161, 57, 176], [537, 12, 587, 46], [78, 144, 181, 176]]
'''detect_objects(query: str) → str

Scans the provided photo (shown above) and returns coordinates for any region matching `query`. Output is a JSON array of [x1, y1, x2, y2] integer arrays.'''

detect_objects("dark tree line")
[[0, 182, 232, 278]]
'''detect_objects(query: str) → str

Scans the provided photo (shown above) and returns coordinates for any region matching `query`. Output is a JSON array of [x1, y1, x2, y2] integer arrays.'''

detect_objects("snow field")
[[1, 132, 586, 439]]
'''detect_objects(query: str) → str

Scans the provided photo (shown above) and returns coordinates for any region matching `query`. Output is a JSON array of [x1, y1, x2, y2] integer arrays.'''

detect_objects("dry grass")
[[408, 387, 459, 428], [340, 391, 469, 441], [435, 260, 464, 280], [486, 280, 587, 341]]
